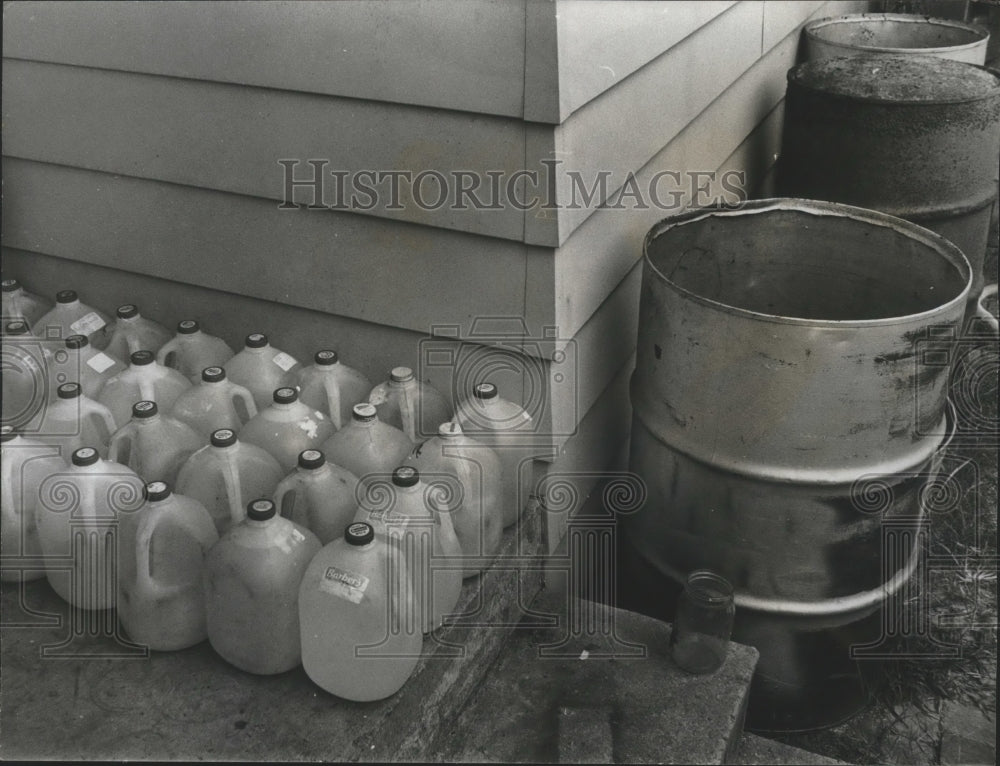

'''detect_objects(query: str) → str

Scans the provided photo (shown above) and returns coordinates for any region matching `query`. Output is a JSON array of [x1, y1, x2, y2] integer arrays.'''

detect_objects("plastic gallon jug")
[[239, 387, 335, 473], [34, 289, 112, 349], [406, 421, 503, 577], [175, 428, 284, 534], [51, 334, 126, 401], [455, 383, 535, 528], [295, 350, 372, 429], [2, 278, 52, 329], [298, 521, 423, 701], [107, 401, 204, 485], [355, 466, 462, 633], [117, 481, 219, 650], [2, 320, 48, 430], [156, 320, 235, 382], [1, 427, 65, 582], [104, 304, 173, 361], [35, 447, 144, 609], [274, 449, 360, 544], [98, 350, 192, 429], [168, 366, 257, 439], [204, 498, 321, 674], [224, 333, 301, 411], [368, 366, 452, 442], [34, 382, 117, 460], [321, 403, 413, 486]]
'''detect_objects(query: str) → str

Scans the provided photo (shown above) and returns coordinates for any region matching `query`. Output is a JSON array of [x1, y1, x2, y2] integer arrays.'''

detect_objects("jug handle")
[[229, 385, 258, 424], [90, 403, 119, 451], [399, 387, 417, 442], [155, 338, 179, 369], [273, 475, 299, 520], [324, 378, 343, 430], [221, 455, 245, 527], [107, 425, 135, 468], [971, 283, 998, 337], [134, 513, 186, 601]]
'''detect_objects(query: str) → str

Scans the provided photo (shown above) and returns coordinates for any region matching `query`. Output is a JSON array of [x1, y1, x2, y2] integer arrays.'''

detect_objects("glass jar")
[[669, 569, 735, 674]]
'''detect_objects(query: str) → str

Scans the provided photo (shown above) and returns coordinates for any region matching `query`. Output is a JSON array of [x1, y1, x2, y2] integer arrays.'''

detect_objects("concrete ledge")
[[433, 587, 759, 764], [734, 733, 849, 765], [0, 504, 544, 761]]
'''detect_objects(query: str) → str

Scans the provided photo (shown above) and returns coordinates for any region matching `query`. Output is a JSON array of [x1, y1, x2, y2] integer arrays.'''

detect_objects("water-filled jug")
[[51, 334, 126, 401], [455, 382, 536, 528], [2, 278, 52, 329], [298, 521, 423, 700], [34, 382, 117, 459], [117, 481, 219, 650], [274, 449, 360, 544], [98, 350, 192, 428], [35, 290, 112, 349], [368, 366, 452, 442], [35, 447, 144, 609], [295, 350, 372, 429], [407, 421, 503, 577], [239, 387, 334, 473], [168, 366, 257, 439], [224, 333, 301, 411], [321, 403, 413, 485], [175, 428, 284, 534], [1, 426, 64, 582], [2, 320, 48, 430], [104, 304, 172, 361], [354, 466, 462, 633], [156, 320, 235, 382], [107, 401, 204, 485], [204, 498, 320, 674]]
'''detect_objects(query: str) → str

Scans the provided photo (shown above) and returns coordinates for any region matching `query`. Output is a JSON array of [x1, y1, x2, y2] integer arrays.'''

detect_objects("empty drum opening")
[[808, 15, 988, 52], [645, 207, 969, 321]]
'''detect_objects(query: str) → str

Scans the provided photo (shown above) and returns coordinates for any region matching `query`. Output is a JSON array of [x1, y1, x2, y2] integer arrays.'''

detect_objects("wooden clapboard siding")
[[1, 59, 528, 243], [1, 159, 533, 339], [1, 0, 529, 119]]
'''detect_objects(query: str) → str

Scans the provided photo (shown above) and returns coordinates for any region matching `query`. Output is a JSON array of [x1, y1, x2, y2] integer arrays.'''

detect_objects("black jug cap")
[[247, 498, 276, 521], [352, 403, 377, 423], [202, 366, 226, 383], [390, 366, 414, 383], [473, 382, 498, 400], [5, 320, 30, 336], [2, 279, 20, 292], [58, 382, 82, 399], [245, 333, 268, 348], [132, 400, 158, 419], [211, 429, 237, 447], [177, 320, 199, 334], [56, 290, 78, 304], [345, 522, 374, 546], [298, 449, 325, 470], [116, 304, 139, 319], [274, 387, 298, 404], [438, 421, 462, 437], [392, 466, 419, 487], [72, 447, 99, 466], [144, 481, 171, 502], [65, 334, 89, 349], [315, 350, 338, 366], [130, 350, 155, 366]]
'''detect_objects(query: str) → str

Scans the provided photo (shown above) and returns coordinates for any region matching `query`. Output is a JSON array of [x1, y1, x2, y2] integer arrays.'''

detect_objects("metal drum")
[[804, 13, 990, 65], [623, 199, 971, 731], [778, 55, 1000, 314]]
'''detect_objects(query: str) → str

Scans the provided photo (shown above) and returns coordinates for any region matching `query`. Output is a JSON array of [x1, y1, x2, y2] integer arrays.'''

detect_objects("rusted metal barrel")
[[623, 199, 970, 731], [804, 13, 990, 65], [778, 55, 1000, 311]]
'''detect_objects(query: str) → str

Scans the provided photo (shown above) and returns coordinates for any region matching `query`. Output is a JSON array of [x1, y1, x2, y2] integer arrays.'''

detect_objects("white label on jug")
[[70, 312, 106, 336], [272, 352, 297, 372], [291, 528, 306, 544], [319, 565, 369, 604], [86, 352, 116, 374]]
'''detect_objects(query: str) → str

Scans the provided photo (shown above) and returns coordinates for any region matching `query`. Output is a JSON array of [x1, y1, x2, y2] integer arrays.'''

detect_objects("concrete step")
[[431, 581, 759, 764], [734, 733, 848, 765]]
